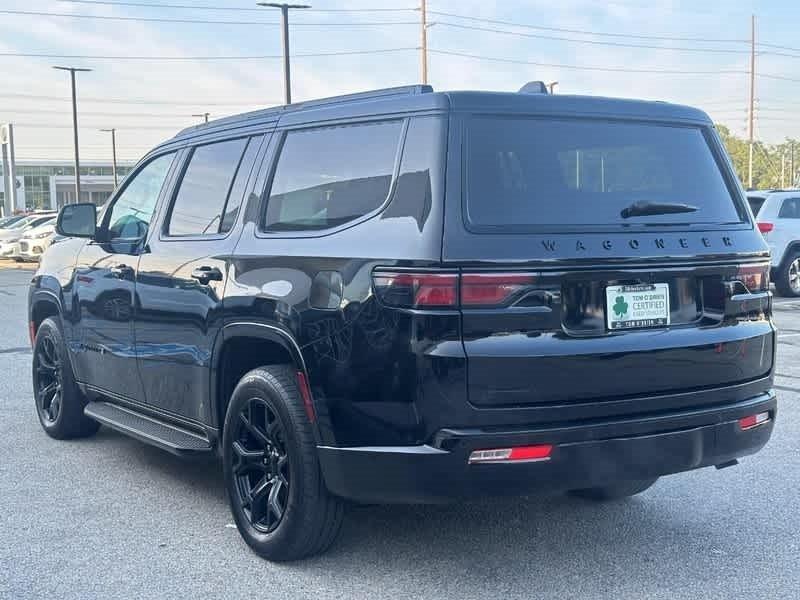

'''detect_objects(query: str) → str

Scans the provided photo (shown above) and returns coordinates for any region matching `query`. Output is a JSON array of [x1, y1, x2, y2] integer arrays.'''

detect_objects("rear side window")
[[167, 137, 250, 236], [466, 117, 743, 230], [778, 197, 800, 218], [747, 195, 766, 217], [264, 120, 403, 231]]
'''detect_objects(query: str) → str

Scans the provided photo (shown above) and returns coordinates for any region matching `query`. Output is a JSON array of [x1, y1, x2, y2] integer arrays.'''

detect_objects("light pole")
[[100, 128, 118, 187], [547, 81, 559, 94], [256, 2, 311, 105], [53, 66, 92, 204], [192, 112, 210, 124]]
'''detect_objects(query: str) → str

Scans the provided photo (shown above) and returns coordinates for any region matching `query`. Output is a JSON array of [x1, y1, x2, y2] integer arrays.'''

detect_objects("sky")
[[1, 0, 799, 162]]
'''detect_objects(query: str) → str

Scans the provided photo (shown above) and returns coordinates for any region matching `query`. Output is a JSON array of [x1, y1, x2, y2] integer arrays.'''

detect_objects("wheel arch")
[[211, 322, 311, 434], [29, 290, 62, 338]]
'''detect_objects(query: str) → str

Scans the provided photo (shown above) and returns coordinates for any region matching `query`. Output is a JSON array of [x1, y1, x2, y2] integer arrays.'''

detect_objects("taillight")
[[372, 272, 458, 308], [739, 411, 770, 430], [461, 273, 537, 307], [757, 222, 773, 234], [372, 271, 538, 309], [737, 264, 769, 292]]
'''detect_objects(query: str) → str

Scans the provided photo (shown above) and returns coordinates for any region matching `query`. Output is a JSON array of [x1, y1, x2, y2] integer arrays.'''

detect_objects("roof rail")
[[292, 84, 433, 110], [172, 84, 433, 138]]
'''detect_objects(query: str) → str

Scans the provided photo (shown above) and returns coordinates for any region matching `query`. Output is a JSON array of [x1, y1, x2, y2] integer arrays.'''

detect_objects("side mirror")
[[56, 203, 97, 239]]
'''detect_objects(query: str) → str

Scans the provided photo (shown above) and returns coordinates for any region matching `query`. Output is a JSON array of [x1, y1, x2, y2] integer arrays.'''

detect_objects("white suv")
[[754, 190, 800, 296]]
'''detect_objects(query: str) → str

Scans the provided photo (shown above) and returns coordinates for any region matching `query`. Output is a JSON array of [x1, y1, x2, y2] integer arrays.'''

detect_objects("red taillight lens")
[[737, 264, 770, 292], [461, 273, 537, 307], [372, 272, 458, 308], [757, 222, 773, 234]]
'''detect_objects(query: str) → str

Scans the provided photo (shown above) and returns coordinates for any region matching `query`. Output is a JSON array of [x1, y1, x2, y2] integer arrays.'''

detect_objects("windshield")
[[466, 117, 744, 230]]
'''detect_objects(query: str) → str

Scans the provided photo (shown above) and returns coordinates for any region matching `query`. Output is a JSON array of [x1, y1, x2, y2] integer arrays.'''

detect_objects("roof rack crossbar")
[[292, 85, 433, 110]]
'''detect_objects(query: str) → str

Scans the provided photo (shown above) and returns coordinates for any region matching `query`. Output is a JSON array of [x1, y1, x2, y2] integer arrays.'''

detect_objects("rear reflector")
[[468, 444, 553, 464], [296, 371, 316, 423], [757, 222, 774, 234], [739, 411, 770, 430], [28, 321, 36, 347]]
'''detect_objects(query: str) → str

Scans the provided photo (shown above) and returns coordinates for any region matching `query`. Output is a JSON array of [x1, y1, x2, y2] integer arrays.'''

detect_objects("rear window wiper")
[[620, 201, 699, 219]]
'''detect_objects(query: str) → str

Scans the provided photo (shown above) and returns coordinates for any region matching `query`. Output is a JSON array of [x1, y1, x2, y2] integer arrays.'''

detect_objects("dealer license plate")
[[606, 283, 670, 330]]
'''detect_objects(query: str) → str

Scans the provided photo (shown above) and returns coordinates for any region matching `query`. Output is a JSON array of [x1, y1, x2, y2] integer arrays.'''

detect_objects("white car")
[[14, 218, 57, 262], [0, 214, 57, 258], [754, 189, 800, 296]]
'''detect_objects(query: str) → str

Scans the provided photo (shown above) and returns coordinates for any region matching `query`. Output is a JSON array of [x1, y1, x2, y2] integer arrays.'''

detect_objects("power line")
[[426, 9, 749, 44], [3, 107, 228, 119], [0, 47, 417, 61], [435, 21, 751, 55], [0, 9, 418, 26], [427, 48, 749, 75], [0, 92, 273, 106], [57, 0, 416, 12], [14, 123, 185, 131]]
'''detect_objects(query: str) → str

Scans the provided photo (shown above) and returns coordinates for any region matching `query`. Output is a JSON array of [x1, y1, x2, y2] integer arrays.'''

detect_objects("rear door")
[[445, 114, 773, 416], [135, 134, 266, 421]]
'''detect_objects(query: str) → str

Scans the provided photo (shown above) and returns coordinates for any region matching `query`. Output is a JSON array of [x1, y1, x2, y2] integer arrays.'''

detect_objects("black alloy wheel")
[[34, 330, 64, 425], [231, 397, 291, 534], [31, 317, 100, 439]]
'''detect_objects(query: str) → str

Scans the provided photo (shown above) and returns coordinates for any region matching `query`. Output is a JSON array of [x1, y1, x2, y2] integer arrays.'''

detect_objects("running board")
[[84, 401, 212, 456]]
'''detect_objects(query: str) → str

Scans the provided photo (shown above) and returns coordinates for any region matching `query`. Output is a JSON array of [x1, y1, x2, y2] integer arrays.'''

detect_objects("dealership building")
[[0, 159, 135, 216]]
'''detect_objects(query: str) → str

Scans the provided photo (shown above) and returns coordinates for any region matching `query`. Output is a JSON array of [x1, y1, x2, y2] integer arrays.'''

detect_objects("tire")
[[222, 365, 344, 561], [568, 477, 658, 501], [32, 317, 100, 439], [775, 252, 800, 297]]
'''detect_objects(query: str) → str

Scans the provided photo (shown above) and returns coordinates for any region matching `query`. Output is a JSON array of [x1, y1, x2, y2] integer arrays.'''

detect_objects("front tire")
[[776, 252, 800, 297], [569, 477, 658, 501], [222, 365, 343, 561], [32, 317, 100, 439]]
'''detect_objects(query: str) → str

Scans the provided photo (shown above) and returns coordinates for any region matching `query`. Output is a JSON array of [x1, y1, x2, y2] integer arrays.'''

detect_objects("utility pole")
[[748, 15, 756, 190], [53, 66, 92, 204], [192, 112, 210, 124], [547, 81, 559, 94], [257, 3, 311, 105], [420, 0, 428, 84], [100, 128, 118, 187], [791, 141, 796, 187], [781, 152, 786, 188]]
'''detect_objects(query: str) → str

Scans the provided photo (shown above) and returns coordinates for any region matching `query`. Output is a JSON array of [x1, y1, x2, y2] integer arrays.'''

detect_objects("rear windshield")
[[466, 117, 744, 230]]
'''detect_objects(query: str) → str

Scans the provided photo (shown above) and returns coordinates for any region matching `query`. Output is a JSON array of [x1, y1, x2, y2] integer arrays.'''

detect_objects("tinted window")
[[748, 195, 766, 217], [167, 138, 249, 236], [264, 121, 402, 231], [778, 198, 800, 219], [466, 117, 742, 229], [107, 152, 175, 239], [221, 136, 263, 232]]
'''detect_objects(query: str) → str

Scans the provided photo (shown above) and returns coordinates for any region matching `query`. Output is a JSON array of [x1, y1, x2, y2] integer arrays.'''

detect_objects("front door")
[[135, 135, 265, 421], [70, 151, 178, 403]]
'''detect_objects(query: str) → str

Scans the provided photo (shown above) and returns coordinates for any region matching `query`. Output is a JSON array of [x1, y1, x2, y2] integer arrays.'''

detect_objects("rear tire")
[[776, 252, 800, 297], [569, 477, 658, 501], [32, 317, 100, 439], [222, 365, 344, 561]]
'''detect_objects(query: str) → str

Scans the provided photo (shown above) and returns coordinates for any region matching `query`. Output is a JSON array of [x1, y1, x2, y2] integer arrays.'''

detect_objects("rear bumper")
[[318, 390, 776, 503]]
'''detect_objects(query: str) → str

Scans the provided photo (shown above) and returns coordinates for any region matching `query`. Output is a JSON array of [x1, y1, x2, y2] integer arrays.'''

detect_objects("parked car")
[[0, 213, 56, 258], [747, 190, 771, 217], [13, 217, 57, 262], [29, 84, 776, 561], [0, 214, 29, 230], [754, 189, 800, 295]]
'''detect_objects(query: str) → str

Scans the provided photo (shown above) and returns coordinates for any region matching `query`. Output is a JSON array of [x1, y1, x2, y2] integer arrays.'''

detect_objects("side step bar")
[[84, 401, 212, 456]]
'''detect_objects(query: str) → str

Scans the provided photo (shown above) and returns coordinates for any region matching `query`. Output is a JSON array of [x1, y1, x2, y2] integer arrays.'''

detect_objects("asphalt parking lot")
[[1, 266, 799, 600]]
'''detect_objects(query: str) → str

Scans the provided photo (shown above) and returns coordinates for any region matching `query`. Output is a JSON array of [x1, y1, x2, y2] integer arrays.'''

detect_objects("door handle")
[[191, 266, 223, 284], [110, 264, 133, 279]]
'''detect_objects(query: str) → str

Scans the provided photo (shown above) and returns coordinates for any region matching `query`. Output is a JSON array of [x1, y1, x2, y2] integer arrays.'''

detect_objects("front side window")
[[264, 120, 403, 231], [166, 137, 250, 236], [106, 152, 175, 239], [466, 117, 744, 230]]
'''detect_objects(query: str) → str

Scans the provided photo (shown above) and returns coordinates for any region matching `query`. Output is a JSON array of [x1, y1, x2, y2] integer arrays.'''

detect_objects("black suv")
[[29, 84, 776, 561]]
